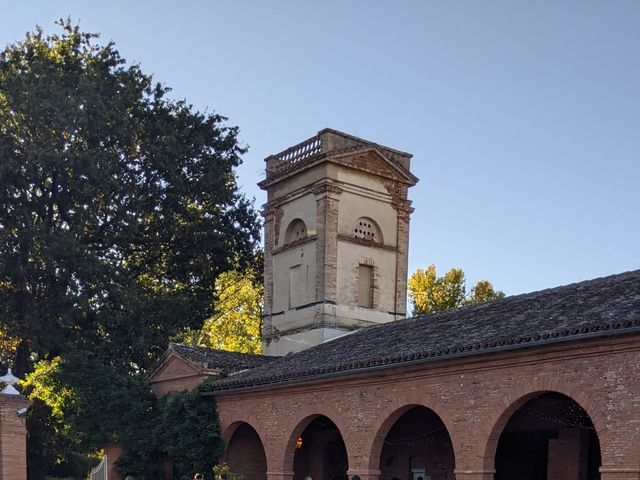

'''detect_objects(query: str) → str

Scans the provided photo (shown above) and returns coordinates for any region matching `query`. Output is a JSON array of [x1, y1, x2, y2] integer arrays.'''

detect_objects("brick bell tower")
[[259, 129, 418, 356]]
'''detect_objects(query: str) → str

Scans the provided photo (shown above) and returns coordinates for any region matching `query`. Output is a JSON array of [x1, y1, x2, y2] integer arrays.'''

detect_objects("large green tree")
[[0, 21, 260, 375], [408, 265, 504, 316], [25, 353, 223, 480]]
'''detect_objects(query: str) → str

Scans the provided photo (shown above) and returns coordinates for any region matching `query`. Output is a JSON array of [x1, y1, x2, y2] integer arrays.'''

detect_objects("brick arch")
[[480, 379, 606, 472], [281, 409, 350, 474], [222, 419, 267, 449], [366, 393, 457, 471], [222, 416, 270, 467], [223, 420, 268, 480]]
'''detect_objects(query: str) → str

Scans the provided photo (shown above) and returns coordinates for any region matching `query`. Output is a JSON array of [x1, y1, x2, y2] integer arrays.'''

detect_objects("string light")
[[381, 395, 595, 449], [517, 394, 595, 430], [520, 406, 595, 430], [383, 426, 450, 447]]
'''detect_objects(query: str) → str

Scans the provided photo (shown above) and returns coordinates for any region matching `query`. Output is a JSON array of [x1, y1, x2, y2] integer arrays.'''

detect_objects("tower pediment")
[[330, 146, 418, 186]]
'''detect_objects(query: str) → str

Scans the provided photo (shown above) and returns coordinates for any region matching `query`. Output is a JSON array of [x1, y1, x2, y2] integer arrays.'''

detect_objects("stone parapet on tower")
[[260, 129, 418, 356]]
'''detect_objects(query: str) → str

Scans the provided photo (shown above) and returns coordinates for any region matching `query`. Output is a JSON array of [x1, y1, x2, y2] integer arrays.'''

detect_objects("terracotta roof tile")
[[169, 343, 276, 371], [204, 269, 640, 393]]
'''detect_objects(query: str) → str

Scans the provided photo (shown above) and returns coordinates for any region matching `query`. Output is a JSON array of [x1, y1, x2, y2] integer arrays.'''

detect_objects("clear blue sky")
[[2, 1, 639, 296]]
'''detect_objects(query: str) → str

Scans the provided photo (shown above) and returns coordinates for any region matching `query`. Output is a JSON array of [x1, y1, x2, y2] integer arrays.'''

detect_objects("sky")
[[2, 1, 639, 296]]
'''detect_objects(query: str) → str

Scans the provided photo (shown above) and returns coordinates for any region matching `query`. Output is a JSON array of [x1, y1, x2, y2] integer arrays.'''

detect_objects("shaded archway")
[[376, 406, 455, 480], [292, 415, 348, 480], [225, 422, 267, 480], [494, 392, 601, 480]]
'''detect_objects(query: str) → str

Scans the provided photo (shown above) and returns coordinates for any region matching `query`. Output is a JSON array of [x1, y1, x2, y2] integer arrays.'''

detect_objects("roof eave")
[[201, 326, 640, 397]]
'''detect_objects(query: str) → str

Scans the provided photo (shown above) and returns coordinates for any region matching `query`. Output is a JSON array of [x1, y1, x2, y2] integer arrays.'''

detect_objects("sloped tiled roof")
[[204, 269, 640, 394], [168, 343, 276, 371]]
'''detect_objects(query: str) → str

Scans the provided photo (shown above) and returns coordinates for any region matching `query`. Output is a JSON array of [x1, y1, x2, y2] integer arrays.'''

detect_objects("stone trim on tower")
[[313, 181, 342, 306]]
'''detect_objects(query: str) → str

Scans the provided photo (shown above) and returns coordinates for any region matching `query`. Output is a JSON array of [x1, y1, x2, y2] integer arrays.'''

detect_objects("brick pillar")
[[548, 428, 588, 480], [0, 394, 30, 480], [453, 470, 495, 480], [104, 442, 124, 480], [162, 455, 175, 480], [267, 471, 294, 480], [599, 468, 640, 480], [347, 468, 381, 480]]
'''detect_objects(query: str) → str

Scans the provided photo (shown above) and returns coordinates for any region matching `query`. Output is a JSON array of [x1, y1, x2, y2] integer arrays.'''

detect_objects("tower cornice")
[[259, 129, 418, 190]]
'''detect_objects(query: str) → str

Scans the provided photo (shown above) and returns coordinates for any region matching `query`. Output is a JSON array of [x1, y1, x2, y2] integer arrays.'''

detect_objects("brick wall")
[[151, 372, 208, 398], [214, 334, 640, 480], [548, 428, 588, 480], [0, 394, 30, 480], [149, 355, 209, 397]]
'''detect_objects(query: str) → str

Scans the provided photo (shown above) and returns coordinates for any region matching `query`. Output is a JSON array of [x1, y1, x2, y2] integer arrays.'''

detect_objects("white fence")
[[88, 456, 108, 480]]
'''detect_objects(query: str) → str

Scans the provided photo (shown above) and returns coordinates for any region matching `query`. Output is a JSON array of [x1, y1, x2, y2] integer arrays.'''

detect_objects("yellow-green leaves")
[[25, 357, 72, 420], [469, 279, 504, 305], [408, 265, 504, 316], [184, 268, 263, 354]]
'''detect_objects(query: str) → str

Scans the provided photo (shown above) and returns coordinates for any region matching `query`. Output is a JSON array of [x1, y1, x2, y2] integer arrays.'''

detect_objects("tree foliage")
[[157, 386, 224, 478], [0, 327, 19, 368], [1, 20, 258, 478], [0, 20, 260, 374], [213, 463, 246, 480], [25, 353, 223, 480], [408, 265, 504, 316], [184, 267, 263, 354]]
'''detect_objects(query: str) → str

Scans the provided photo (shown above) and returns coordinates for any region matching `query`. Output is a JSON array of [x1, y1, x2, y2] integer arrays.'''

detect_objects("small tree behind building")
[[408, 265, 504, 316]]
